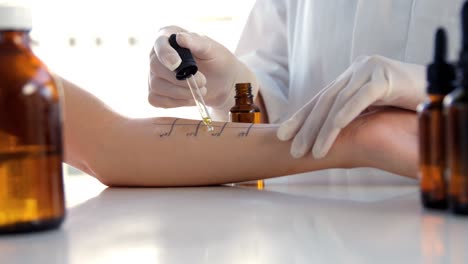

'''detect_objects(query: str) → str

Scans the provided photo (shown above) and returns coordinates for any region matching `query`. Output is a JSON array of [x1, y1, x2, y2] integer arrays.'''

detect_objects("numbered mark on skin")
[[186, 121, 203, 137], [237, 124, 254, 138], [154, 120, 277, 139], [212, 123, 228, 137], [159, 119, 179, 138], [159, 132, 170, 138]]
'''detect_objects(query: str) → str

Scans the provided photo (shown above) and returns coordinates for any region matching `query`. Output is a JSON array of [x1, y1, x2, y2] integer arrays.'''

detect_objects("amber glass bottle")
[[445, 88, 468, 215], [417, 28, 455, 210], [446, 2, 468, 215], [0, 5, 65, 233], [229, 83, 264, 189], [229, 83, 261, 123]]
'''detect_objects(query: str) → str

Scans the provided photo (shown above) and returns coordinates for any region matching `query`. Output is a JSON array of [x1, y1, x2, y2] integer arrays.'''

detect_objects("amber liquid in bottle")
[[418, 95, 448, 209], [0, 31, 65, 233], [445, 88, 468, 215], [229, 83, 264, 189]]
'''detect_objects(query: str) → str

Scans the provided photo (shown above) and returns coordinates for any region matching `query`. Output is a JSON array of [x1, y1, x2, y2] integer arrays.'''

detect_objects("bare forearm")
[[60, 79, 350, 186], [61, 79, 416, 187], [61, 79, 121, 176], [87, 118, 351, 187]]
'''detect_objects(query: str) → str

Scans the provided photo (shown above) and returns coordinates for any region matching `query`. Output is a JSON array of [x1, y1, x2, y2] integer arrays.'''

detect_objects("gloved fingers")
[[333, 68, 387, 128], [149, 76, 207, 100], [148, 93, 195, 108], [277, 97, 319, 141], [324, 66, 382, 128], [312, 82, 385, 159], [312, 69, 387, 159], [150, 42, 180, 77], [176, 32, 215, 60], [187, 72, 208, 91], [303, 66, 377, 158], [333, 64, 372, 102], [288, 73, 353, 152], [311, 126, 342, 159], [158, 25, 187, 36], [277, 80, 337, 141], [300, 67, 354, 120], [289, 107, 329, 158], [284, 76, 349, 157], [153, 26, 189, 72], [150, 53, 207, 88], [153, 35, 182, 72], [310, 88, 353, 159]]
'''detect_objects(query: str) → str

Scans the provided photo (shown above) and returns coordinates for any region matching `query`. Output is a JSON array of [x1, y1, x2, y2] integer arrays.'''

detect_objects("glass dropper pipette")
[[169, 34, 214, 131], [185, 74, 213, 130]]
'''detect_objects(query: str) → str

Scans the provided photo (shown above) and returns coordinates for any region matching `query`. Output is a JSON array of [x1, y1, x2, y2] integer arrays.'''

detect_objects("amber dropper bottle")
[[229, 83, 264, 189], [229, 83, 262, 123], [417, 28, 456, 210], [0, 5, 65, 233], [445, 1, 468, 215]]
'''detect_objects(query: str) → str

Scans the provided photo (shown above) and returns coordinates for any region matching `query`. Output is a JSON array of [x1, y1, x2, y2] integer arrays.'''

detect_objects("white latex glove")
[[149, 26, 257, 117], [277, 55, 426, 159]]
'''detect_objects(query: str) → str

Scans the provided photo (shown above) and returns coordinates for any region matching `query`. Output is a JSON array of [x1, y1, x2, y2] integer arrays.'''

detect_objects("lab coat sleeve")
[[235, 0, 289, 124]]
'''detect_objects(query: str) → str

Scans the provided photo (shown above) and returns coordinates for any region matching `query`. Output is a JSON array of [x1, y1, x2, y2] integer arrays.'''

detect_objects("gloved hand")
[[149, 26, 257, 115], [277, 55, 426, 159]]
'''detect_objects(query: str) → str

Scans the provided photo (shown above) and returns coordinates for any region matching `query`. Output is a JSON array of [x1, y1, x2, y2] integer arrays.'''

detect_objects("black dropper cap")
[[168, 34, 198, 80], [427, 28, 456, 94], [458, 1, 468, 87]]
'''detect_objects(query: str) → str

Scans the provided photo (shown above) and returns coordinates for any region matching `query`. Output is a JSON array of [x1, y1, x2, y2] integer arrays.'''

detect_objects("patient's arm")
[[62, 79, 417, 187], [341, 107, 418, 178]]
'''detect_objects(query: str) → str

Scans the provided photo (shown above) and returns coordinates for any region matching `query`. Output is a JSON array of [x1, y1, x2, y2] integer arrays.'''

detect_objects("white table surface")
[[1, 171, 467, 264]]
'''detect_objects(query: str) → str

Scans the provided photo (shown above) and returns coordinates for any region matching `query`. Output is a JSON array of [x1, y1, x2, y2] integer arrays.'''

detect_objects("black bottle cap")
[[427, 28, 456, 94], [168, 34, 198, 80], [458, 1, 468, 86]]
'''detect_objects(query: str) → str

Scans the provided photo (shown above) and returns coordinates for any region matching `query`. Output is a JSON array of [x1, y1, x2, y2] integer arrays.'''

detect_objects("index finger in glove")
[[152, 26, 188, 71], [333, 68, 388, 128], [277, 75, 350, 141], [312, 68, 388, 159], [277, 87, 327, 141], [149, 74, 207, 100], [150, 51, 207, 89]]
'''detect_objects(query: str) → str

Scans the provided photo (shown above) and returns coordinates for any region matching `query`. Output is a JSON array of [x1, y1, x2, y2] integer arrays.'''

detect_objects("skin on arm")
[[62, 79, 417, 187], [344, 107, 418, 177]]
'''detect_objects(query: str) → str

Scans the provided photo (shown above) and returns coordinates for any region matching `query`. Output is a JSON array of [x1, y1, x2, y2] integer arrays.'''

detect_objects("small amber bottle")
[[229, 83, 261, 123], [0, 5, 65, 233], [445, 2, 468, 215], [229, 83, 264, 188], [417, 28, 455, 210]]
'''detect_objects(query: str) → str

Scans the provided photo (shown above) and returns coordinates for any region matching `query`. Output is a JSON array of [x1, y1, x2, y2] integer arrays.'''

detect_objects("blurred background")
[[27, 0, 255, 177], [24, 0, 410, 187], [30, 0, 255, 118]]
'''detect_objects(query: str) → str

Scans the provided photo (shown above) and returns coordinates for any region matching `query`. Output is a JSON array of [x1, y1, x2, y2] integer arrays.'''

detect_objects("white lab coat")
[[236, 0, 463, 184], [237, 0, 462, 123]]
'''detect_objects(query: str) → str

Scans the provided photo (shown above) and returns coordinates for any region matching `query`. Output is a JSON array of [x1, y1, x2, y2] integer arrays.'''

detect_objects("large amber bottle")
[[229, 83, 264, 189], [417, 28, 455, 210], [0, 5, 65, 233]]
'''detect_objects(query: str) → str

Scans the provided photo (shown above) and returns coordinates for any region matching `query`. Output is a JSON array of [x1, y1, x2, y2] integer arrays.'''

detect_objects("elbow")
[[83, 157, 133, 187], [83, 154, 169, 187]]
